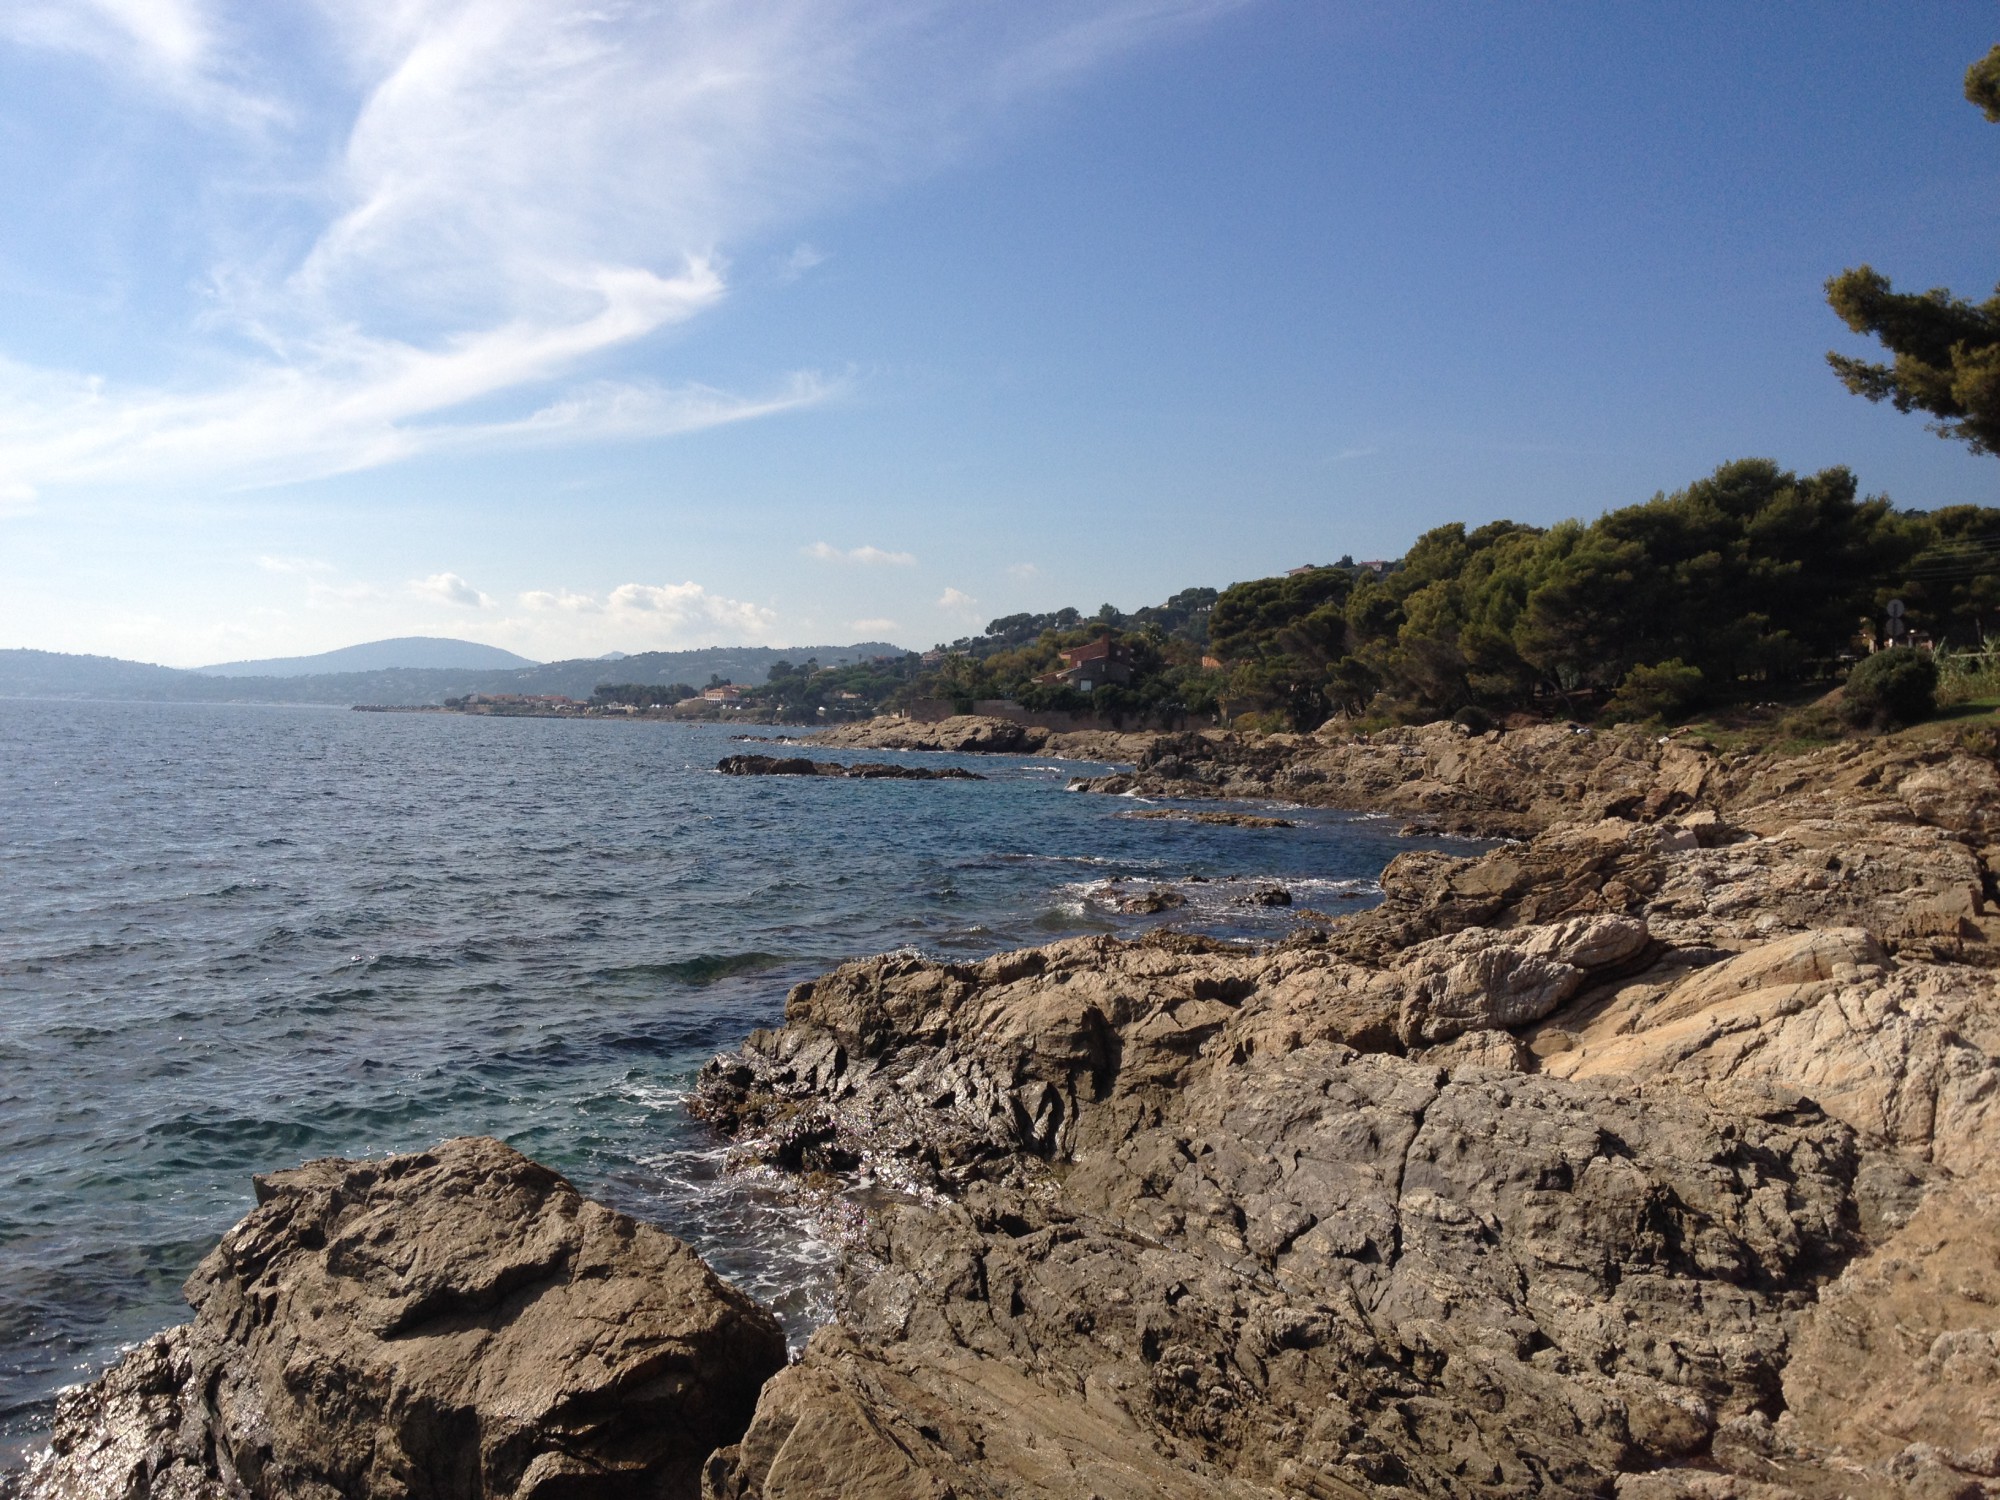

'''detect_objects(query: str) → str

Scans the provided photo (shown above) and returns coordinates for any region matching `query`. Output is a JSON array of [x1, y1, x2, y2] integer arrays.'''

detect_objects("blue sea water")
[[0, 699, 1435, 1452]]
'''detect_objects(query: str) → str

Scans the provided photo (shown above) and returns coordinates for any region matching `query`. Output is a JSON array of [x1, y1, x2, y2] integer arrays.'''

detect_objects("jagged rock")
[[12, 1138, 785, 1500], [1778, 1176, 2000, 1480], [701, 1325, 1252, 1500], [693, 734, 2000, 1499], [1896, 756, 2000, 841]]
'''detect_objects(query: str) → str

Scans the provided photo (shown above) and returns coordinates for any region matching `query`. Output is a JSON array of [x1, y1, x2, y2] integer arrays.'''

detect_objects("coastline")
[[14, 720, 2000, 1498], [691, 719, 2000, 1496]]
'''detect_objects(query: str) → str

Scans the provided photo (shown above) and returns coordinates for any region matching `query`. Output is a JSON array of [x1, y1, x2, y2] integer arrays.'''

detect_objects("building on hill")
[[1052, 639, 1133, 692], [701, 684, 743, 702]]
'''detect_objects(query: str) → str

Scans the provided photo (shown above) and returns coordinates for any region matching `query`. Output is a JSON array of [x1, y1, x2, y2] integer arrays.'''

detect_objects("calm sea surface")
[[0, 699, 1437, 1450]]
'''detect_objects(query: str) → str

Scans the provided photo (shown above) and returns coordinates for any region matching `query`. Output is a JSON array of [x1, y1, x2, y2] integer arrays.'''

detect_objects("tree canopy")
[[1825, 45, 2000, 453], [888, 459, 1995, 732]]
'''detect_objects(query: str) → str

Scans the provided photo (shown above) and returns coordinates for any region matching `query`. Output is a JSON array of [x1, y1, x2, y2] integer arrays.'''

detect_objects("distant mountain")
[[197, 637, 538, 677], [0, 642, 912, 707], [0, 651, 202, 701]]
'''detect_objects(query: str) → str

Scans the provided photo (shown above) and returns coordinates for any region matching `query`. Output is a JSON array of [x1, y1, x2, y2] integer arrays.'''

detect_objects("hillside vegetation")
[[866, 459, 1998, 732]]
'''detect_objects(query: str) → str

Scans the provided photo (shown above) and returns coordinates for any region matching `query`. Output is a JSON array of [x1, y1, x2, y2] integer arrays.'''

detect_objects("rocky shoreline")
[[12, 723, 2000, 1498]]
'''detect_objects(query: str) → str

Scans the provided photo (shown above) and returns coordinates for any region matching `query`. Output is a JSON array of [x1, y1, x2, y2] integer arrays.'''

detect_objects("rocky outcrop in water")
[[695, 730, 2000, 1498], [806, 715, 1052, 754], [9, 1138, 785, 1500], [807, 713, 1159, 762], [1118, 808, 1297, 828], [716, 754, 983, 781]]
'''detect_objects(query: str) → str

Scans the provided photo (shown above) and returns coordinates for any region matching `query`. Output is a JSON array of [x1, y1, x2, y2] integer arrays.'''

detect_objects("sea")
[[0, 699, 1437, 1455]]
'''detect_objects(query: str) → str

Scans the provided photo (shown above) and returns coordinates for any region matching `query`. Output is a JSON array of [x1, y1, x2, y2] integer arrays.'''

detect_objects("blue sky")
[[0, 2, 1994, 666]]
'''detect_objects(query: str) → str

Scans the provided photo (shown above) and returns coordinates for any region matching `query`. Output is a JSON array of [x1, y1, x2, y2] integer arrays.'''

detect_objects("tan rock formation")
[[696, 738, 2000, 1498], [14, 1138, 786, 1500]]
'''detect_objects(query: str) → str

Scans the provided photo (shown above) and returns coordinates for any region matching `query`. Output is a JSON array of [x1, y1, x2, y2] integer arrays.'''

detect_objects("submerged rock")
[[1110, 884, 1185, 914], [12, 1138, 785, 1500], [716, 754, 983, 781], [1118, 809, 1298, 828]]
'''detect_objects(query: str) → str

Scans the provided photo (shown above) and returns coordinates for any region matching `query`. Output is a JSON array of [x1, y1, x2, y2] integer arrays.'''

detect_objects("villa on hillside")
[[1048, 638, 1133, 693]]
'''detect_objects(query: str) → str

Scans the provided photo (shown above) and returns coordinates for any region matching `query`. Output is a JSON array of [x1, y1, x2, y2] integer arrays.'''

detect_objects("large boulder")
[[14, 1138, 786, 1500]]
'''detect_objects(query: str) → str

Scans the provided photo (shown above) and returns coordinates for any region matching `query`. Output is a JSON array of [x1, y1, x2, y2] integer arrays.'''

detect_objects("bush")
[[1604, 660, 1705, 723], [1451, 704, 1494, 734], [1935, 646, 2000, 707], [1839, 647, 1938, 730]]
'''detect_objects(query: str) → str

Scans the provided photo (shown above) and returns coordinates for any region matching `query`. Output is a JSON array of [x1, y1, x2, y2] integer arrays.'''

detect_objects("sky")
[[0, 2, 1995, 667]]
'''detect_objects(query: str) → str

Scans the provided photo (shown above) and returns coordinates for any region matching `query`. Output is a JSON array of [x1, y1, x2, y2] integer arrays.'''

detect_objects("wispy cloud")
[[938, 586, 978, 612], [806, 541, 917, 566], [780, 243, 827, 282], [0, 2, 1237, 504], [1006, 562, 1040, 580], [255, 554, 332, 576], [0, 0, 275, 124], [412, 571, 493, 608], [850, 616, 898, 633], [0, 269, 829, 496]]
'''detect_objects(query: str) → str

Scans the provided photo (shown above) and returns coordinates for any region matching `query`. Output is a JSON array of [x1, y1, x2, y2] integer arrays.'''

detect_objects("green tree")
[[1603, 660, 1705, 723], [1824, 46, 2000, 453]]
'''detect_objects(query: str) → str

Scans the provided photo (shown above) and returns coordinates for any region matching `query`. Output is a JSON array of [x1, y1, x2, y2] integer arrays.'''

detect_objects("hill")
[[0, 643, 911, 707], [196, 637, 538, 677]]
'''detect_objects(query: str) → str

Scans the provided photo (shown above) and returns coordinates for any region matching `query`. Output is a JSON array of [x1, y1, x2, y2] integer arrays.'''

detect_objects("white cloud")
[[1006, 562, 1039, 580], [255, 554, 332, 575], [0, 2, 1238, 500], [806, 541, 917, 566], [412, 571, 493, 608], [0, 0, 274, 124], [518, 579, 776, 644], [849, 617, 898, 633], [938, 586, 978, 611], [518, 587, 600, 614]]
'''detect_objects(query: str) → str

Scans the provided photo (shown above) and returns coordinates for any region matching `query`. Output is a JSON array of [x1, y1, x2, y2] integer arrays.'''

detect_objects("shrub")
[[1451, 704, 1494, 734], [1604, 660, 1705, 723], [1935, 646, 2000, 707], [1839, 647, 1938, 730]]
